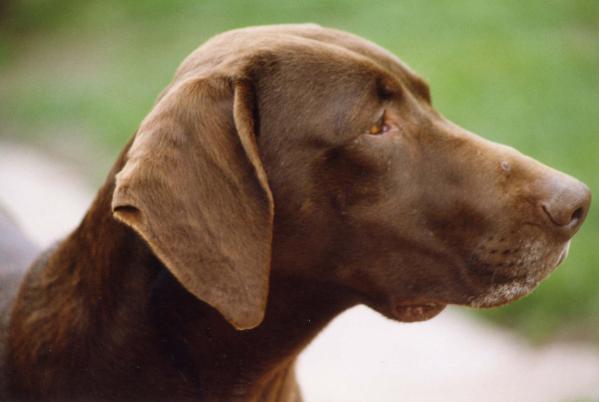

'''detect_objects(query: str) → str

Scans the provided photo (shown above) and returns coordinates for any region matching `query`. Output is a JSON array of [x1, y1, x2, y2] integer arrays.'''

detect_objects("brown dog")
[[0, 24, 591, 402]]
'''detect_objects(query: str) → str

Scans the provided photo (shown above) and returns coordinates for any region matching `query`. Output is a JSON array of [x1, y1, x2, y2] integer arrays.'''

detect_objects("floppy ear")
[[112, 77, 273, 330]]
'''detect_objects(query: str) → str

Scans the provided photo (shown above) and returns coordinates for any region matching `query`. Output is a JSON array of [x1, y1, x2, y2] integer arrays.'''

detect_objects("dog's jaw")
[[465, 238, 571, 308]]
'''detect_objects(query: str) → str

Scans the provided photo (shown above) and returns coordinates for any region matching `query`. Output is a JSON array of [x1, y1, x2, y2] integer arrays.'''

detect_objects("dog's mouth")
[[391, 302, 447, 322], [556, 241, 570, 266], [383, 238, 569, 322], [464, 239, 571, 308]]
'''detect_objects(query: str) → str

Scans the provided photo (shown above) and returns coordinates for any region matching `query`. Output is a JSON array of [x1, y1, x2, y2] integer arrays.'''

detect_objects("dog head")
[[112, 25, 591, 328]]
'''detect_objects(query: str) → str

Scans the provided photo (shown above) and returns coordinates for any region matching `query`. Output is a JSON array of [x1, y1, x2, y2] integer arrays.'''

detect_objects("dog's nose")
[[540, 177, 591, 238]]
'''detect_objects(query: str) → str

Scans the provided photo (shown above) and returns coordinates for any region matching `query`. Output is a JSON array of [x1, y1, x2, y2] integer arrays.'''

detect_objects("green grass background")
[[1, 0, 598, 343]]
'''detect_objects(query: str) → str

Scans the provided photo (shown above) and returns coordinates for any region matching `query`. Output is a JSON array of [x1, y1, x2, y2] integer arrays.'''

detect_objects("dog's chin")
[[465, 241, 571, 309], [390, 303, 447, 322], [380, 241, 570, 321], [465, 276, 540, 308]]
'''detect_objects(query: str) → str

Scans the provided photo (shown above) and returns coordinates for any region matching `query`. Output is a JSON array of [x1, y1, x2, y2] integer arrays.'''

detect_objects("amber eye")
[[367, 114, 390, 135]]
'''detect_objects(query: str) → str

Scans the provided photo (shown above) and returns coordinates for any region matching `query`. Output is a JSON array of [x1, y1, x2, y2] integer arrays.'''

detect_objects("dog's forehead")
[[175, 24, 428, 94]]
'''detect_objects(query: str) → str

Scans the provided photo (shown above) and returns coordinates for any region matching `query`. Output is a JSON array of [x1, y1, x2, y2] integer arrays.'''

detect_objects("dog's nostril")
[[539, 181, 591, 238], [543, 203, 587, 228], [570, 206, 584, 224]]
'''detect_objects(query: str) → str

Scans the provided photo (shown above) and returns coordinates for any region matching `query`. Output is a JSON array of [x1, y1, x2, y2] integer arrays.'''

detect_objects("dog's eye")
[[367, 114, 390, 135]]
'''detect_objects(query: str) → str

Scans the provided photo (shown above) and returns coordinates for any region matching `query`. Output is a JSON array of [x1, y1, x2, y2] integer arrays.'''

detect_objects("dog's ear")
[[112, 77, 273, 330]]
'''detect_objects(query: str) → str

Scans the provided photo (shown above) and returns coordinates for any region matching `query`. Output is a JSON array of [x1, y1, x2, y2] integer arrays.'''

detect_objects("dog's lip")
[[556, 241, 570, 267], [391, 302, 447, 322]]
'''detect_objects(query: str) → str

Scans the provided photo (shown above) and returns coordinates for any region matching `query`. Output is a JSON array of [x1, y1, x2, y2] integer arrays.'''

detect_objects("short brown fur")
[[0, 24, 591, 401]]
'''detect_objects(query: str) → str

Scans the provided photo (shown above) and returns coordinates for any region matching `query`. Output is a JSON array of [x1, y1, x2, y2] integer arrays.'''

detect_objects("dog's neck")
[[8, 155, 354, 401]]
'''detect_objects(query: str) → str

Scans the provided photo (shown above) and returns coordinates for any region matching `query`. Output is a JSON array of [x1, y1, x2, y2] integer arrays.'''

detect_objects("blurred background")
[[0, 0, 598, 400]]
